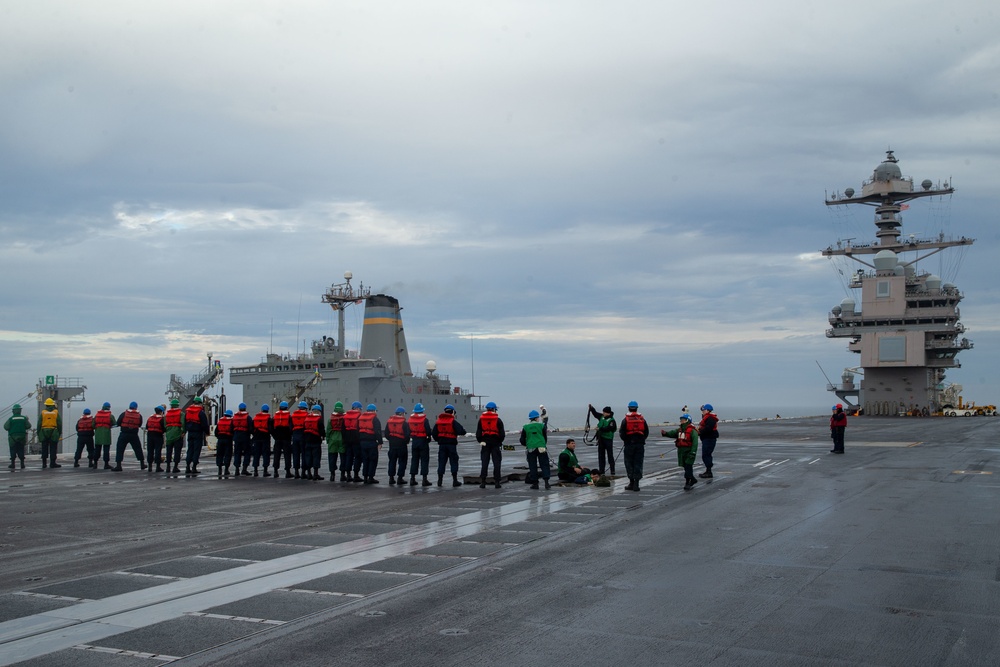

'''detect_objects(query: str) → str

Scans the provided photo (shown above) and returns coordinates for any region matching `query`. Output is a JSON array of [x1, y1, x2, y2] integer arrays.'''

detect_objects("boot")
[[530, 481, 539, 490], [409, 475, 417, 486], [544, 479, 551, 490], [683, 478, 695, 491], [172, 465, 180, 473], [285, 470, 292, 479], [479, 477, 486, 489], [74, 460, 80, 468], [234, 467, 241, 477], [698, 470, 713, 478], [241, 466, 249, 476], [20, 459, 25, 469], [302, 469, 312, 480], [140, 462, 147, 470], [370, 476, 379, 483], [313, 469, 324, 481], [633, 481, 640, 491], [113, 464, 122, 472], [253, 468, 259, 477], [422, 475, 432, 487], [156, 464, 164, 472], [295, 468, 301, 479], [193, 465, 201, 475], [42, 461, 47, 469], [397, 476, 404, 486], [437, 474, 444, 487], [218, 467, 223, 478], [625, 479, 635, 491], [7, 461, 14, 469], [363, 477, 372, 485], [51, 462, 62, 468], [494, 477, 502, 489], [389, 476, 396, 485], [341, 471, 348, 482], [224, 467, 231, 477]]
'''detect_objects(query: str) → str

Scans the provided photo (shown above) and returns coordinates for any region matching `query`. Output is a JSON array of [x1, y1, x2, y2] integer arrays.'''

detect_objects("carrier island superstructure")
[[228, 273, 480, 426], [823, 151, 974, 415]]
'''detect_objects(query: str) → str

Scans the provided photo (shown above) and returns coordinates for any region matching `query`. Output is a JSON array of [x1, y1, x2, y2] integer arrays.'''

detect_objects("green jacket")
[[662, 423, 699, 466], [558, 448, 579, 476], [94, 409, 117, 447], [596, 416, 616, 442], [520, 421, 547, 451], [4, 410, 31, 444], [326, 415, 345, 453]]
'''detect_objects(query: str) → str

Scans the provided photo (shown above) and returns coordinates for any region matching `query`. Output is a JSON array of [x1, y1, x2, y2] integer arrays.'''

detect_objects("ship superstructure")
[[823, 151, 974, 415], [229, 273, 479, 425]]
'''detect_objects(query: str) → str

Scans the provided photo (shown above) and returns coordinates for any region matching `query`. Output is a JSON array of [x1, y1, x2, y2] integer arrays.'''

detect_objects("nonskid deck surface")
[[1, 416, 998, 666]]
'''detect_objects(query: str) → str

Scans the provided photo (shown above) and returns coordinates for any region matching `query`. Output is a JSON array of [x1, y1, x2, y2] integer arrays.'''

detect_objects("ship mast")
[[321, 271, 371, 360]]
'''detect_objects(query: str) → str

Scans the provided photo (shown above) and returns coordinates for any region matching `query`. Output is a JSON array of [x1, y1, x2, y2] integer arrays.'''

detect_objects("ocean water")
[[501, 405, 823, 430]]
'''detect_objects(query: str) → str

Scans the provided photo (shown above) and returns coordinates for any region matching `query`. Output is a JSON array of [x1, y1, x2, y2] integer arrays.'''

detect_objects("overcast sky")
[[2, 1, 998, 419]]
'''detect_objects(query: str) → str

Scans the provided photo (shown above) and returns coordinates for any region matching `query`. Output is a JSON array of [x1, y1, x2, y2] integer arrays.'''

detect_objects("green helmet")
[[193, 396, 203, 404], [334, 401, 344, 412], [11, 403, 21, 412], [170, 399, 180, 407]]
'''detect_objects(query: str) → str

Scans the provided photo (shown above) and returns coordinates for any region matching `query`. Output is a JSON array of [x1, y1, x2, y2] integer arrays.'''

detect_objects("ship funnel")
[[360, 294, 412, 375]]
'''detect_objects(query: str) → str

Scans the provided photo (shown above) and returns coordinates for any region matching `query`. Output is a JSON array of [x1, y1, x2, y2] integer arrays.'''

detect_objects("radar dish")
[[921, 179, 932, 191], [844, 187, 854, 198]]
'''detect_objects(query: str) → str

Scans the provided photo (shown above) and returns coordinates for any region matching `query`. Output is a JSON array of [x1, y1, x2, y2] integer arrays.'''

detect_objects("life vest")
[[304, 412, 322, 436], [328, 412, 344, 432], [343, 409, 360, 432], [408, 414, 428, 438], [435, 413, 456, 439], [831, 412, 848, 428], [233, 412, 250, 431], [387, 414, 406, 439], [253, 412, 270, 434], [272, 410, 291, 429], [165, 408, 183, 429], [95, 410, 113, 429], [699, 413, 719, 438], [359, 412, 377, 436], [559, 448, 580, 475], [624, 412, 646, 436], [216, 417, 234, 437], [185, 405, 203, 426], [120, 410, 142, 430], [145, 415, 164, 433], [76, 416, 95, 433], [40, 410, 59, 429], [479, 411, 500, 437], [675, 423, 695, 448], [291, 409, 308, 431]]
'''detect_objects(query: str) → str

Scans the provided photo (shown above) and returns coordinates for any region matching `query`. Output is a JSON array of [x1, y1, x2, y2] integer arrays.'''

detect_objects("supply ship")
[[822, 151, 974, 415], [229, 273, 480, 425]]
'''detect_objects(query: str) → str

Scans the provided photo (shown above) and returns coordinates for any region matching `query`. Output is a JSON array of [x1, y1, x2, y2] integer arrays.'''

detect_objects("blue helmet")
[[261, 404, 270, 412], [224, 409, 233, 417], [83, 408, 91, 415], [831, 405, 837, 410], [628, 400, 638, 409], [129, 401, 138, 409], [680, 413, 692, 421], [279, 401, 288, 409], [366, 403, 377, 411], [485, 401, 497, 410], [352, 401, 363, 409], [239, 403, 247, 410], [103, 401, 111, 409], [312, 405, 322, 411], [395, 406, 406, 414], [299, 401, 308, 409], [702, 403, 713, 412], [154, 405, 163, 413], [528, 409, 540, 420], [445, 404, 455, 413], [414, 403, 425, 413]]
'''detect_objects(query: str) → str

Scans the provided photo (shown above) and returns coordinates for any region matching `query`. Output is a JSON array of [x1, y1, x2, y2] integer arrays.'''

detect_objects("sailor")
[[38, 398, 63, 469], [303, 405, 326, 480], [408, 403, 433, 487], [558, 438, 593, 484], [326, 402, 346, 481], [698, 404, 720, 478], [520, 409, 550, 490], [662, 413, 699, 490], [164, 399, 185, 473], [94, 402, 116, 469], [74, 408, 96, 468], [830, 404, 847, 454], [342, 401, 363, 482], [271, 401, 293, 478], [215, 409, 235, 477], [539, 404, 548, 429], [232, 403, 253, 476], [290, 400, 309, 478], [433, 404, 467, 487], [251, 404, 272, 477], [145, 406, 166, 473], [114, 402, 144, 471], [184, 396, 210, 475], [3, 403, 30, 470], [475, 401, 505, 489], [359, 404, 383, 484], [588, 404, 617, 476], [384, 406, 410, 485], [619, 400, 649, 491]]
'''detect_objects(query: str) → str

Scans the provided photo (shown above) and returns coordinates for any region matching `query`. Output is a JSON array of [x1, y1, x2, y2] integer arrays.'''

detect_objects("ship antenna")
[[470, 331, 476, 398]]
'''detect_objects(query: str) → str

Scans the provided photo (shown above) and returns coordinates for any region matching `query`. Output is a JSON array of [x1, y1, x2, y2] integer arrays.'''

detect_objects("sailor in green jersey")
[[661, 413, 700, 490], [38, 398, 63, 469], [326, 401, 346, 482], [588, 404, 617, 475], [4, 403, 31, 469], [557, 438, 593, 484], [519, 409, 550, 490], [93, 402, 117, 469]]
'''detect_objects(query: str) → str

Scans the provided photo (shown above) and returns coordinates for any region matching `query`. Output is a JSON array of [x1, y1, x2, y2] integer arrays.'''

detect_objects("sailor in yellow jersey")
[[38, 398, 63, 469]]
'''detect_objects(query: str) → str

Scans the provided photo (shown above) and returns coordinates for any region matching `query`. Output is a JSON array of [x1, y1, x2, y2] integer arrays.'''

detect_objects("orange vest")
[[304, 412, 322, 436], [479, 411, 500, 437], [253, 412, 270, 434], [120, 410, 142, 430], [343, 409, 360, 432], [624, 412, 646, 436], [409, 414, 428, 438], [76, 416, 95, 433], [145, 415, 164, 433], [165, 408, 183, 428], [95, 409, 113, 429], [291, 409, 308, 431], [359, 412, 376, 435], [387, 414, 406, 439], [328, 412, 344, 431], [216, 416, 234, 437], [435, 413, 455, 439], [233, 411, 250, 431], [273, 410, 291, 429]]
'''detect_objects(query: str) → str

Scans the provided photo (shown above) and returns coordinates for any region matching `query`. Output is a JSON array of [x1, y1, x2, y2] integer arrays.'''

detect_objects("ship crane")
[[167, 353, 224, 412]]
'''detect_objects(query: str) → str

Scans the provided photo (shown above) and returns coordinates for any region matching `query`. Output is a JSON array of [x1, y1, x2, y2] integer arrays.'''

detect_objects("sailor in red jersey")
[[359, 404, 383, 484], [290, 400, 309, 478], [342, 401, 363, 482], [475, 402, 505, 488], [407, 404, 433, 486], [251, 404, 273, 477], [619, 400, 649, 491], [232, 403, 253, 476], [303, 405, 326, 480], [384, 407, 410, 485], [145, 405, 166, 473], [215, 409, 235, 477], [113, 402, 145, 472], [271, 401, 293, 478], [184, 396, 211, 476], [432, 404, 467, 487], [74, 408, 96, 468]]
